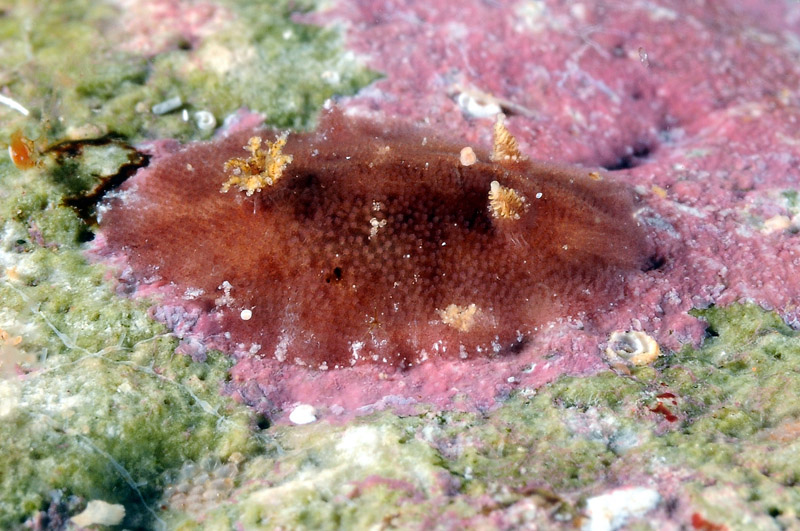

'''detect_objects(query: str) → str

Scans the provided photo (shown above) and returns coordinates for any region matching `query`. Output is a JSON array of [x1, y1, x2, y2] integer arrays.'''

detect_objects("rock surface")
[[1, 0, 799, 529]]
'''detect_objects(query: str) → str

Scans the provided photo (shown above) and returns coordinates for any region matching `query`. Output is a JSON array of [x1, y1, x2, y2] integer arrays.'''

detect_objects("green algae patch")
[[0, 151, 267, 528], [0, 0, 377, 144], [160, 0, 380, 133], [0, 345, 261, 528], [159, 415, 456, 530], [152, 304, 800, 529]]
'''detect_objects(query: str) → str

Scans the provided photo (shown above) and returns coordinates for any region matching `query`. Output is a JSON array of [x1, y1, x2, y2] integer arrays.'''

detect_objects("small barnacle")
[[438, 303, 479, 332], [193, 110, 217, 131], [221, 133, 293, 196], [491, 115, 524, 163], [488, 181, 527, 220], [605, 330, 660, 366]]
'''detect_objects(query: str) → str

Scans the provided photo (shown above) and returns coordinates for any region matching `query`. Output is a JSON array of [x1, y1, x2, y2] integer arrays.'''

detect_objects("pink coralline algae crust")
[[113, 0, 231, 56], [97, 0, 800, 419]]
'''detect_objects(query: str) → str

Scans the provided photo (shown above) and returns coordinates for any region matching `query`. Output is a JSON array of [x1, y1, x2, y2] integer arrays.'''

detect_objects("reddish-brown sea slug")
[[97, 110, 651, 369]]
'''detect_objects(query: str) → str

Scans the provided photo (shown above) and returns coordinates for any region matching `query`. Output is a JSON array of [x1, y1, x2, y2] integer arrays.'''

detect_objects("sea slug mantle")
[[95, 110, 651, 369]]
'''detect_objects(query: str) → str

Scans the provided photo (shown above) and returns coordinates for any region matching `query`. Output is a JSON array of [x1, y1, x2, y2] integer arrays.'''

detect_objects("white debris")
[[70, 500, 126, 527], [456, 91, 502, 118], [583, 487, 660, 531], [240, 309, 252, 321], [182, 287, 204, 300], [638, 47, 650, 68], [336, 425, 381, 467], [151, 96, 183, 115], [0, 380, 21, 418], [321, 70, 341, 85], [215, 280, 234, 307], [762, 214, 792, 234], [274, 333, 290, 362], [570, 3, 587, 21], [0, 93, 30, 116], [369, 217, 387, 240], [289, 404, 317, 425]]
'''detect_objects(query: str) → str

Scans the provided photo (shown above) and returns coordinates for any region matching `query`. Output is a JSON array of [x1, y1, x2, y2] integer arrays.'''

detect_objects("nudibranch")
[[97, 110, 651, 368]]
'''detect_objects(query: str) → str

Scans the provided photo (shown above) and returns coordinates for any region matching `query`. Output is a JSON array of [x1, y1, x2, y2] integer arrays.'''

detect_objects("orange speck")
[[651, 185, 667, 198], [8, 129, 36, 170], [691, 512, 728, 531], [5, 267, 20, 282], [0, 328, 20, 346]]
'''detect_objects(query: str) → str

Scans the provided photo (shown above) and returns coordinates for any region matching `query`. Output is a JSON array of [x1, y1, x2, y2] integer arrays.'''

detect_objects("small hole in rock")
[[77, 227, 95, 243], [643, 254, 666, 272], [255, 414, 271, 430], [603, 141, 654, 170], [632, 143, 651, 158], [508, 336, 529, 355]]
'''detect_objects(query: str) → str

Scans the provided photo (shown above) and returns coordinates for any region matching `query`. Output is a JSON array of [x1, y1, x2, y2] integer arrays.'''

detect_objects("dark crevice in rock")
[[53, 137, 150, 226]]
